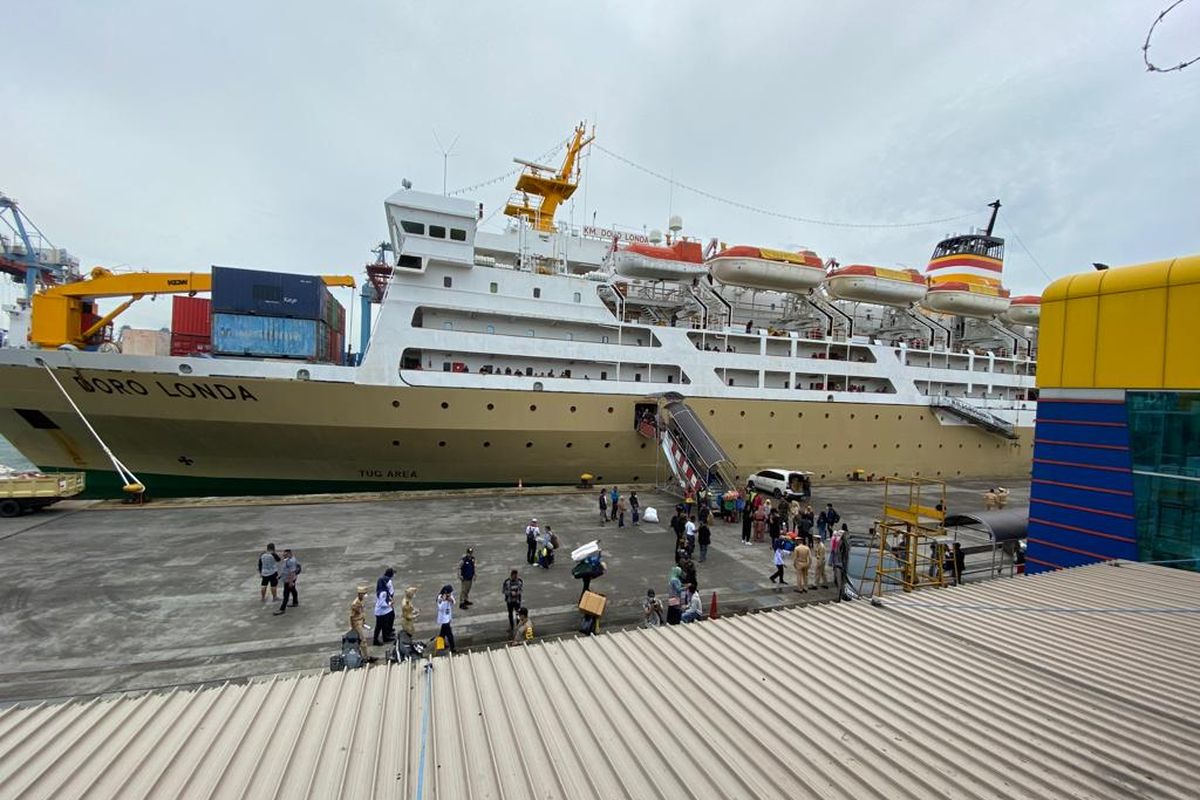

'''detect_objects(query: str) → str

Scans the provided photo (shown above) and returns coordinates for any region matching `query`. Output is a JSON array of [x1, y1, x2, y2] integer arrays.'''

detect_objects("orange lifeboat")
[[824, 264, 927, 306], [1002, 294, 1040, 326], [922, 281, 1011, 317], [611, 240, 706, 280], [707, 246, 825, 291]]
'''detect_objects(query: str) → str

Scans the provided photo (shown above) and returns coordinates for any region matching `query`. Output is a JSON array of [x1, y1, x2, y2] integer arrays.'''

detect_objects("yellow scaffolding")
[[870, 476, 950, 595]]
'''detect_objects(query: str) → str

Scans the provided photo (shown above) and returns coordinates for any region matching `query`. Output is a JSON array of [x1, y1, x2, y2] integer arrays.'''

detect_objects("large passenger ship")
[[0, 126, 1041, 497]]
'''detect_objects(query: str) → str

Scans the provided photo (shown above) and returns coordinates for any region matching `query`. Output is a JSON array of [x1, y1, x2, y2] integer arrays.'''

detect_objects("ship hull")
[[0, 361, 1033, 498]]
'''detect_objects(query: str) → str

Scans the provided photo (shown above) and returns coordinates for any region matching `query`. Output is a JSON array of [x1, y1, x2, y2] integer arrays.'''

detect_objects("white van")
[[746, 469, 813, 500]]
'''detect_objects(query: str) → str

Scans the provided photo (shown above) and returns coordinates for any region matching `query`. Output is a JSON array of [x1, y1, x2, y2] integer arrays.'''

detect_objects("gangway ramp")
[[659, 398, 738, 495]]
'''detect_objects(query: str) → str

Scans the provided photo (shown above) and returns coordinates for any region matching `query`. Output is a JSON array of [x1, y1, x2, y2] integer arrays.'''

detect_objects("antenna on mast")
[[985, 199, 1002, 237], [433, 129, 461, 196]]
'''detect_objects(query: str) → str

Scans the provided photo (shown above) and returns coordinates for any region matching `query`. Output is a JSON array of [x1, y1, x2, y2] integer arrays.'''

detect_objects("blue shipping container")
[[211, 266, 324, 319], [212, 314, 323, 359]]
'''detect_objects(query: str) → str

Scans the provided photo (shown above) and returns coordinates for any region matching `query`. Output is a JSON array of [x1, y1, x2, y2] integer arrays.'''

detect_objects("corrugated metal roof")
[[2, 561, 1198, 800]]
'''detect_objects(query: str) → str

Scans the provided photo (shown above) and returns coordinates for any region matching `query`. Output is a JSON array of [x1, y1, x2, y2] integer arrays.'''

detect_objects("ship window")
[[600, 371, 607, 380], [429, 225, 447, 239], [635, 373, 642, 382], [398, 255, 422, 269], [443, 276, 452, 288], [574, 292, 582, 303], [601, 335, 609, 344], [566, 333, 574, 341], [490, 282, 498, 294], [442, 362, 451, 371], [442, 321, 452, 330], [486, 324, 495, 334], [533, 288, 541, 298], [527, 329, 535, 337], [450, 228, 467, 241], [401, 220, 425, 235]]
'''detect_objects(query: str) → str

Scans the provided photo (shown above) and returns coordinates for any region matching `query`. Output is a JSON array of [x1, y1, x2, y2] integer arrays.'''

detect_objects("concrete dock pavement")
[[0, 478, 1028, 703]]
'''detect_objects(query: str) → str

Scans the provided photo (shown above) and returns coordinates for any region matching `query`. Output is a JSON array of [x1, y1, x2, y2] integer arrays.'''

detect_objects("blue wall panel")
[[1026, 399, 1137, 573]]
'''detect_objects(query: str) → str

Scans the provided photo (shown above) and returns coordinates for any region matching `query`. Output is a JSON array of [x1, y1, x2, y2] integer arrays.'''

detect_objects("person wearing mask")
[[374, 568, 396, 646], [436, 585, 456, 654], [666, 566, 684, 625], [459, 547, 476, 609], [642, 589, 664, 627], [502, 570, 524, 632], [681, 583, 704, 623], [273, 548, 301, 615]]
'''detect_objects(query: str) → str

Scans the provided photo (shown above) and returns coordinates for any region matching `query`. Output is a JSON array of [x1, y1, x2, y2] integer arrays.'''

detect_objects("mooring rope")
[[37, 358, 145, 494]]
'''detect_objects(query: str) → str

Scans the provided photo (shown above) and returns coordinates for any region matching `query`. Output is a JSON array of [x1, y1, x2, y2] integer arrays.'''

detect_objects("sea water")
[[0, 435, 35, 471]]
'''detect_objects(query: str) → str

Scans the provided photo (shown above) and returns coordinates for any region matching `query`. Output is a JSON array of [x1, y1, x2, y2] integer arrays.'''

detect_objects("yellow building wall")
[[1037, 255, 1200, 390]]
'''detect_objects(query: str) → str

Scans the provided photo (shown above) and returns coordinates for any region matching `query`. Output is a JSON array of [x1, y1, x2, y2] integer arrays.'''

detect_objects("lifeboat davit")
[[1002, 294, 1040, 326], [824, 264, 927, 306], [708, 246, 825, 291], [922, 281, 1011, 318], [611, 240, 707, 280]]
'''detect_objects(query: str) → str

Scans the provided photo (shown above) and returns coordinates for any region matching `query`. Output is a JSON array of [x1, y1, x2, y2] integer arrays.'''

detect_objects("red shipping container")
[[327, 326, 344, 365], [172, 296, 212, 337], [170, 332, 212, 357]]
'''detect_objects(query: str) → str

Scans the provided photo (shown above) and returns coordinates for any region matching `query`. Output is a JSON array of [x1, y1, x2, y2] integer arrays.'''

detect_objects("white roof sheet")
[[2, 561, 1198, 799]]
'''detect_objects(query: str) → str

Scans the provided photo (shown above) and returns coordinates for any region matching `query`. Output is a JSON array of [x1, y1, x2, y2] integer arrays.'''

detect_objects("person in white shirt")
[[436, 584, 456, 653], [684, 515, 698, 556], [681, 583, 704, 623]]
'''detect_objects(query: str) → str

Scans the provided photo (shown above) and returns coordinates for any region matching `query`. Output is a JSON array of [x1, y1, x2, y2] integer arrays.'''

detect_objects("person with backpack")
[[258, 543, 281, 603], [459, 547, 476, 609], [630, 492, 641, 526], [502, 570, 523, 632], [824, 504, 841, 541], [525, 518, 540, 565], [697, 521, 712, 563], [273, 548, 301, 615], [598, 490, 608, 523]]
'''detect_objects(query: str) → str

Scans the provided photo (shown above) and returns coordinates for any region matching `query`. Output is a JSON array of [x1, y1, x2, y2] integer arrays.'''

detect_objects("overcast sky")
[[3, 1, 1198, 328]]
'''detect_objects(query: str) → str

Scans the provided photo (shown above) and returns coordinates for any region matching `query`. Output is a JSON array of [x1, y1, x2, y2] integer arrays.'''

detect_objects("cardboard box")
[[578, 591, 607, 617]]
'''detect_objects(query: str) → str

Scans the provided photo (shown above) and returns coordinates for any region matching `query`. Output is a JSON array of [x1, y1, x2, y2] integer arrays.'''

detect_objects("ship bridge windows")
[[401, 348, 689, 386], [410, 306, 662, 347], [933, 235, 1004, 260], [400, 221, 425, 235], [429, 225, 447, 239]]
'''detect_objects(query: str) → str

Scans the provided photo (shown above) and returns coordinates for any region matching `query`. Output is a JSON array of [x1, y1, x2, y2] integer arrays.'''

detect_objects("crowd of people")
[[274, 484, 851, 665]]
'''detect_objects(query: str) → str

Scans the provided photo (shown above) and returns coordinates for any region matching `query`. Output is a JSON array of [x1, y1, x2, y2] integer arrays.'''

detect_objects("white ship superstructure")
[[0, 126, 1041, 497]]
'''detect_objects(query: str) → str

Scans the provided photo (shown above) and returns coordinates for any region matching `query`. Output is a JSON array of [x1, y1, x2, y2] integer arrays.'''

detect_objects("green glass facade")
[[1127, 392, 1200, 569]]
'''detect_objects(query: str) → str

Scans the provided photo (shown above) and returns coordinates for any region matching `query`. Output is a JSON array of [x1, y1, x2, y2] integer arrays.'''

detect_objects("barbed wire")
[[594, 144, 978, 230], [447, 139, 570, 197], [1143, 0, 1199, 73]]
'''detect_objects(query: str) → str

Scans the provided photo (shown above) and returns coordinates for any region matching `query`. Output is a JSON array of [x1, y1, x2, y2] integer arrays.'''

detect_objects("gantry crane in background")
[[0, 193, 80, 299]]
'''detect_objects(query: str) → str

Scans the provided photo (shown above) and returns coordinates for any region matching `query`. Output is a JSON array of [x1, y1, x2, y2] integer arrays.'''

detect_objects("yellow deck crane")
[[503, 123, 595, 232], [29, 267, 356, 349]]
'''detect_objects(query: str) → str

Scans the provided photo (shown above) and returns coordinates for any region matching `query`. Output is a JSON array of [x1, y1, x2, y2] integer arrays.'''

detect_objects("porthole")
[[740, 411, 746, 417], [897, 414, 903, 420], [920, 415, 925, 421], [566, 442, 573, 448], [958, 444, 963, 449], [607, 407, 614, 414], [822, 443, 828, 449], [529, 404, 537, 412], [633, 475, 639, 481], [392, 400, 400, 408], [798, 412, 804, 418], [179, 364, 193, 375], [895, 444, 901, 448], [795, 443, 801, 449], [938, 443, 943, 449], [769, 411, 775, 418], [917, 443, 923, 448], [768, 443, 773, 449], [640, 443, 647, 449], [604, 442, 611, 448], [525, 442, 533, 448], [483, 441, 491, 448], [872, 444, 878, 449], [820, 474, 826, 480], [441, 402, 449, 409], [570, 405, 577, 413], [824, 413, 830, 419], [709, 409, 715, 416], [850, 413, 855, 420], [392, 440, 400, 446], [487, 403, 495, 411], [438, 441, 446, 447], [848, 444, 853, 449], [874, 414, 879, 420], [737, 444, 743, 449], [936, 471, 942, 476]]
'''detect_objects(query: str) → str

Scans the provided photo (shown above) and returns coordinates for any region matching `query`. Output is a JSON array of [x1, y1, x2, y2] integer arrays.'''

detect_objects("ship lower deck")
[[0, 363, 1033, 497]]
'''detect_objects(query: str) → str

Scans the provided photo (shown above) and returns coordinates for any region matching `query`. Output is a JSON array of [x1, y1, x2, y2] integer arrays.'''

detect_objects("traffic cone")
[[709, 590, 719, 620]]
